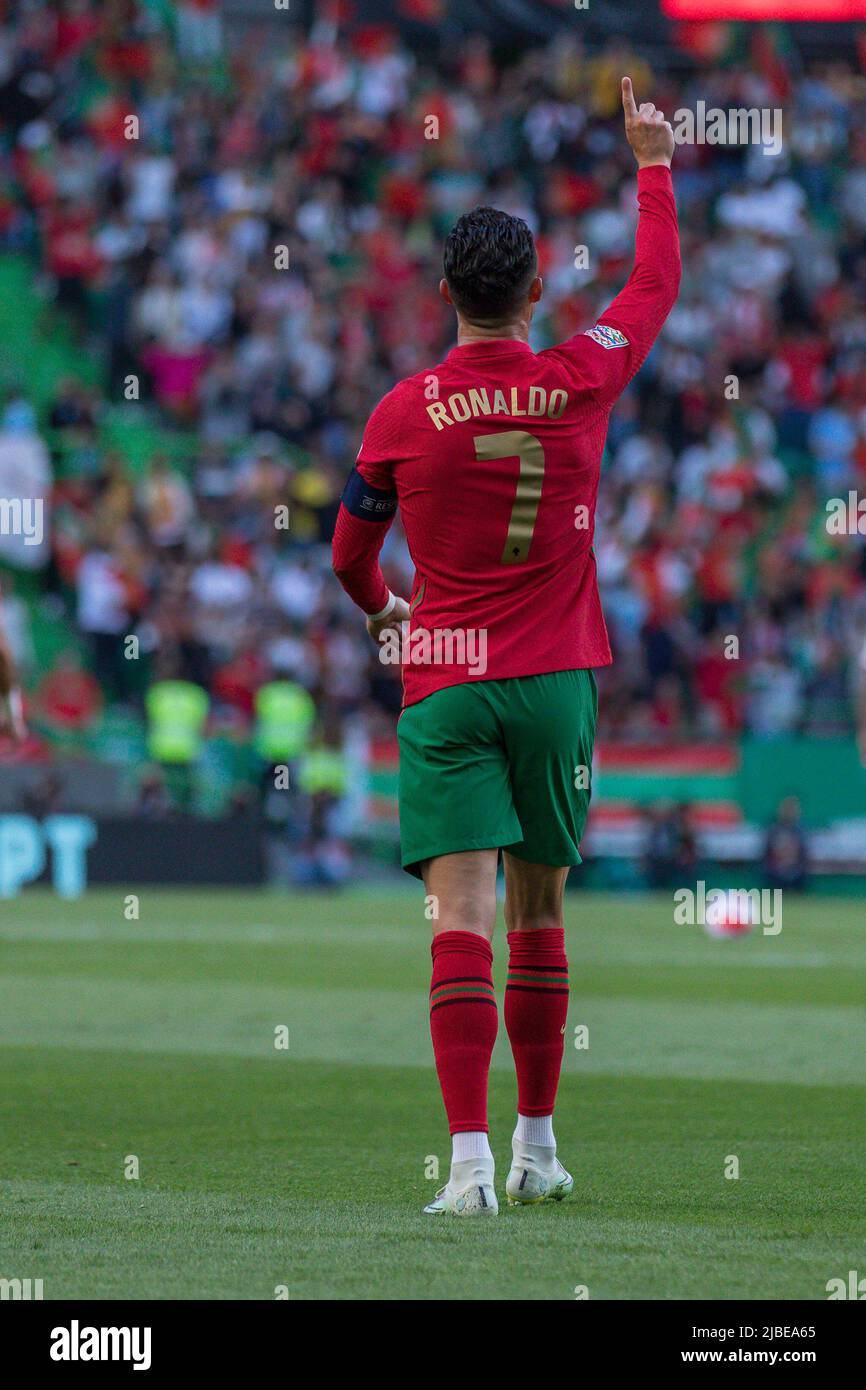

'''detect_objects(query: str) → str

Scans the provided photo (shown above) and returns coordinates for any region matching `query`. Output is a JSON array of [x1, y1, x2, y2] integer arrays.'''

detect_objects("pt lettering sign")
[[0, 816, 96, 899]]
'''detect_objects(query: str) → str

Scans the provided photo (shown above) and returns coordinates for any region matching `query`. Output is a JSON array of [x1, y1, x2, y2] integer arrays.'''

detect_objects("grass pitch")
[[0, 887, 864, 1300]]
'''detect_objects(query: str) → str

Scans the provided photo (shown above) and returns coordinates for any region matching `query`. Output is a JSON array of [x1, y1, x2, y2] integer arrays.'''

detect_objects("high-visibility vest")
[[145, 680, 209, 764], [254, 681, 315, 762], [299, 746, 347, 796]]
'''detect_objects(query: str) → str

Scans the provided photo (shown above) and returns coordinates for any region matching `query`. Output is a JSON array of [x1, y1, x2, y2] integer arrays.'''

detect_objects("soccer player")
[[332, 78, 679, 1215]]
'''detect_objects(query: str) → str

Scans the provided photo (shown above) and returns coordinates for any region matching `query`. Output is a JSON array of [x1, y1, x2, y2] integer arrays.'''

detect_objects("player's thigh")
[[397, 683, 521, 879], [501, 668, 598, 869]]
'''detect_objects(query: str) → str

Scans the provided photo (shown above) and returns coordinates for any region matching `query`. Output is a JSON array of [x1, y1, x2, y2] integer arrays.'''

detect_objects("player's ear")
[[439, 278, 453, 306], [529, 276, 543, 305]]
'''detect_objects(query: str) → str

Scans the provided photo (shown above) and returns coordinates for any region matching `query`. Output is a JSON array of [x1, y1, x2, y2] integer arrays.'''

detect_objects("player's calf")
[[424, 927, 499, 1216], [503, 923, 572, 1205]]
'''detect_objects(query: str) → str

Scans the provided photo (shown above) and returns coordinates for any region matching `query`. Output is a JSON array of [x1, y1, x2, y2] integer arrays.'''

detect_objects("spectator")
[[763, 795, 809, 892], [0, 1, 863, 797]]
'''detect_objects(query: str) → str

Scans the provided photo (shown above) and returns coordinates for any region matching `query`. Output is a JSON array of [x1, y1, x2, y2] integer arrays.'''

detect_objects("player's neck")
[[456, 317, 530, 347]]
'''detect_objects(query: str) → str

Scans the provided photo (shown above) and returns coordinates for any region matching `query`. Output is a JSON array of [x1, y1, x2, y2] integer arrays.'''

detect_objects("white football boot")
[[423, 1157, 498, 1216], [505, 1139, 573, 1206]]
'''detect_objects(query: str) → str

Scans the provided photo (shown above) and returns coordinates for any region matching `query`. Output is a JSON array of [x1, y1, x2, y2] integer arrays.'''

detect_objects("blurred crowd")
[[2, 0, 866, 765]]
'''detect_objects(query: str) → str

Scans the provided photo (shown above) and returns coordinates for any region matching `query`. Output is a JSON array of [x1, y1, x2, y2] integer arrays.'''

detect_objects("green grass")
[[0, 888, 864, 1300]]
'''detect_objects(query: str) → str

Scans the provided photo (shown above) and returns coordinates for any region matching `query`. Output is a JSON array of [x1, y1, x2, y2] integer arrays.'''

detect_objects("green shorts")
[[397, 668, 598, 878]]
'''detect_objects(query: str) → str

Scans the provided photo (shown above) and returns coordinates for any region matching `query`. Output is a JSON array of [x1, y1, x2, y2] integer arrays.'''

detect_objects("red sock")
[[429, 931, 498, 1134], [504, 928, 569, 1117]]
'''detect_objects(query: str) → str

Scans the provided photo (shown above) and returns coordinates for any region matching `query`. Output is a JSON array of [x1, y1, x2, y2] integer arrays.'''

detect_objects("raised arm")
[[546, 77, 681, 406]]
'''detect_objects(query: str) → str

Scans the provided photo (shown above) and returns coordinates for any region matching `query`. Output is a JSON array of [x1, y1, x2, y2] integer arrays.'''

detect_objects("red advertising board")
[[663, 0, 866, 17]]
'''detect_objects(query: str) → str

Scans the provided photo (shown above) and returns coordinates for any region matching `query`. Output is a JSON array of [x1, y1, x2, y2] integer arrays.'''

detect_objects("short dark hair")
[[443, 206, 538, 325]]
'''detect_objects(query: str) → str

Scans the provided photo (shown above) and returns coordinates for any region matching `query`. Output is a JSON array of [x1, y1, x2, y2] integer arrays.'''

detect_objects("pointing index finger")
[[621, 75, 638, 120]]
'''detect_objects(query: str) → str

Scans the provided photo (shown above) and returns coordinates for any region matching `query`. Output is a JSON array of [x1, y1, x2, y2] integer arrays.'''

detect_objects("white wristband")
[[368, 591, 396, 622]]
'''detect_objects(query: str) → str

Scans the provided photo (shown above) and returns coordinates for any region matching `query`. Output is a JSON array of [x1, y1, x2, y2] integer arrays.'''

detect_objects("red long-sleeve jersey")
[[332, 164, 680, 707]]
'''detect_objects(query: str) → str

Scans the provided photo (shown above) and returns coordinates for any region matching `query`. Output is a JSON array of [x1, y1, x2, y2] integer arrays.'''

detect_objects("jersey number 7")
[[474, 430, 545, 565]]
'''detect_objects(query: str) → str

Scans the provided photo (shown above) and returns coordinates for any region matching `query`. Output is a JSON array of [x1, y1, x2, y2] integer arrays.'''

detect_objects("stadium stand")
[[1, 0, 865, 877]]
